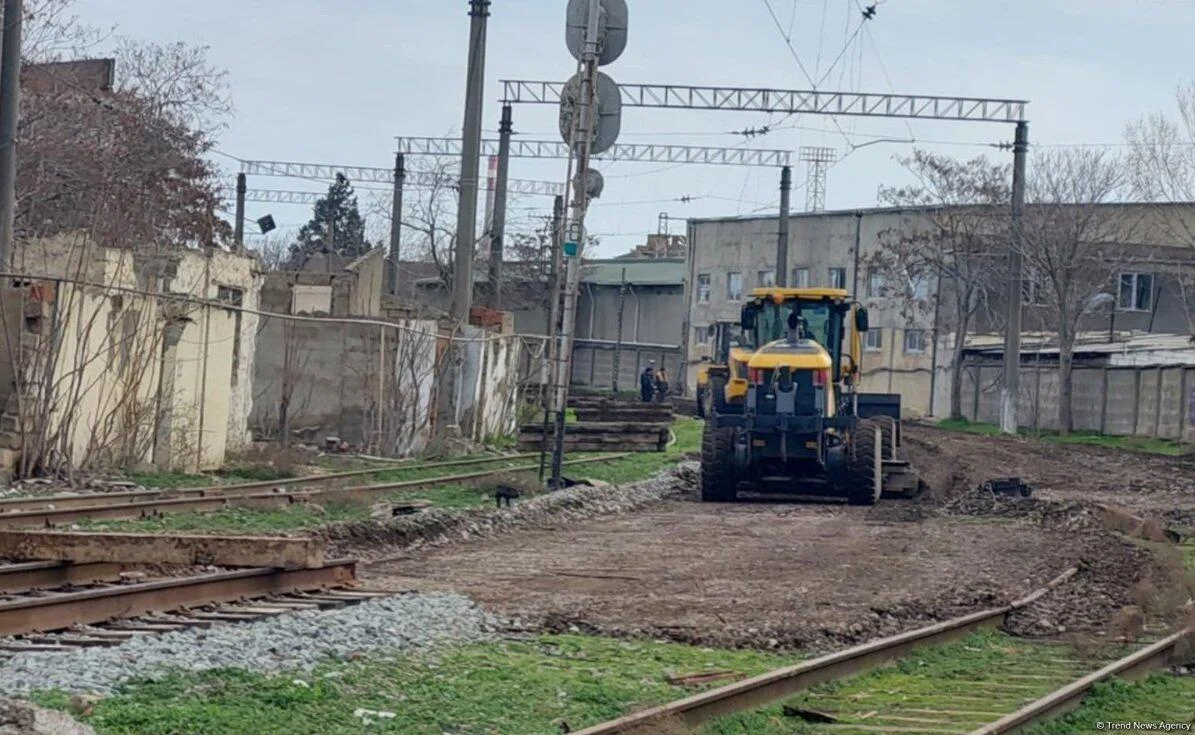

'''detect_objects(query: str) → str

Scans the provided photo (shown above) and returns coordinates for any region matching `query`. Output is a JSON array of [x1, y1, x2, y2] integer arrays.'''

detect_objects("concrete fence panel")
[[1158, 367, 1185, 439], [1103, 369, 1139, 436], [1069, 368, 1105, 433]]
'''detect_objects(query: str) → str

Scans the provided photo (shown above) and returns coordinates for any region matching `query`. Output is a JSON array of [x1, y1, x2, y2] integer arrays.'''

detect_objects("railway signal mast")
[[550, 0, 628, 488]]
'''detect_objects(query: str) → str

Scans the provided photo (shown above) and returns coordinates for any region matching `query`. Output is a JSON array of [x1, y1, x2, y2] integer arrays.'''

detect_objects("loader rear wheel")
[[700, 418, 737, 503], [847, 420, 883, 506]]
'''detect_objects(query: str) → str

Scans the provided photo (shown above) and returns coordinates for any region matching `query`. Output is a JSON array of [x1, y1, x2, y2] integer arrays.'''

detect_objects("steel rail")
[[0, 561, 136, 593], [966, 628, 1193, 735], [0, 454, 629, 529], [572, 568, 1078, 734], [0, 452, 552, 513], [0, 560, 357, 636]]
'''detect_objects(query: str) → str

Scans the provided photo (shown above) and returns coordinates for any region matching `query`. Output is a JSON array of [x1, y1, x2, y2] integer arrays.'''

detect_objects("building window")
[[217, 286, 244, 306], [829, 267, 847, 290], [903, 329, 927, 355], [1118, 273, 1154, 312], [909, 272, 932, 301], [695, 326, 711, 346], [867, 271, 886, 298], [757, 269, 776, 288], [865, 328, 883, 352], [696, 274, 711, 303], [727, 272, 744, 302], [792, 267, 810, 288]]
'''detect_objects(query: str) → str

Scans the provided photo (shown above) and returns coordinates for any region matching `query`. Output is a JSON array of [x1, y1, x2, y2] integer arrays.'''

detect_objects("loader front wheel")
[[847, 419, 883, 506], [701, 418, 737, 503]]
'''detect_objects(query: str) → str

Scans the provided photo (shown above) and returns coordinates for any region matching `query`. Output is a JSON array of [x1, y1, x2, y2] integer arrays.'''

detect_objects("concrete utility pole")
[[0, 0, 24, 269], [234, 173, 247, 250], [489, 104, 513, 308], [1000, 121, 1030, 435], [439, 0, 491, 432], [776, 165, 792, 287], [388, 152, 406, 297]]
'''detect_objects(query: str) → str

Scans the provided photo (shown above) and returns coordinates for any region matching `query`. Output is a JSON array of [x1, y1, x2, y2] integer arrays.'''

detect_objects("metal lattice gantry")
[[799, 146, 836, 213], [238, 159, 565, 198], [500, 80, 1028, 123], [395, 136, 792, 167]]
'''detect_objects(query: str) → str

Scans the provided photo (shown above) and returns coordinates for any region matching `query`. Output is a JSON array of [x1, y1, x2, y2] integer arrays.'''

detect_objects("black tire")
[[695, 386, 707, 419], [875, 416, 896, 460], [847, 419, 883, 506], [701, 418, 737, 503]]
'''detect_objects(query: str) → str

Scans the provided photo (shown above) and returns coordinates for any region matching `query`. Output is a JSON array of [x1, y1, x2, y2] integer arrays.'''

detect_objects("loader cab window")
[[756, 302, 832, 346], [747, 300, 845, 372]]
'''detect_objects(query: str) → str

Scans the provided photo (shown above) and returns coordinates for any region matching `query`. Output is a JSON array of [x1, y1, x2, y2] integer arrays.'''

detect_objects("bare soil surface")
[[367, 427, 1195, 650], [367, 494, 1147, 650], [903, 424, 1195, 530]]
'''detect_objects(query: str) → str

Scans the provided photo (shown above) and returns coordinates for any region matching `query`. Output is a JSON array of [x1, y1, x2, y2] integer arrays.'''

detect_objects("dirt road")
[[368, 496, 1146, 649]]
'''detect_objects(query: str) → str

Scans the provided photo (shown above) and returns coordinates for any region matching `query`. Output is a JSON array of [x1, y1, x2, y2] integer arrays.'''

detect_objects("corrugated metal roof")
[[580, 259, 685, 287], [965, 331, 1195, 356]]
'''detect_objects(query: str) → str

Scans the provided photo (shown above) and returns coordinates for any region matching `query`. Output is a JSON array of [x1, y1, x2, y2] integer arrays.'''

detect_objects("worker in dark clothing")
[[655, 367, 670, 403], [640, 362, 657, 403]]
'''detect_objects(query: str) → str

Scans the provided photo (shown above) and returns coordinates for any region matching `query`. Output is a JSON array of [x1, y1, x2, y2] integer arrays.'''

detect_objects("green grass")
[[703, 632, 1135, 734], [35, 635, 799, 735], [567, 417, 701, 486], [1021, 675, 1195, 735], [77, 482, 498, 535], [82, 421, 701, 535], [935, 418, 1190, 456]]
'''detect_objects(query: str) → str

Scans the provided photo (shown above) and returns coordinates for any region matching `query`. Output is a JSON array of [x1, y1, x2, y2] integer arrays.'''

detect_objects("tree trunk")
[[1058, 341, 1074, 436], [949, 337, 966, 420]]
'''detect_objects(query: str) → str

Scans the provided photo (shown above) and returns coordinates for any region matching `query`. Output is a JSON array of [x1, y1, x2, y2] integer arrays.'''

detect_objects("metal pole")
[[776, 165, 791, 287], [613, 267, 627, 393], [234, 173, 247, 251], [0, 0, 24, 268], [1000, 121, 1029, 435], [439, 0, 491, 432], [489, 104, 513, 308], [387, 153, 405, 297], [538, 195, 565, 483], [851, 211, 863, 297], [551, 0, 601, 490]]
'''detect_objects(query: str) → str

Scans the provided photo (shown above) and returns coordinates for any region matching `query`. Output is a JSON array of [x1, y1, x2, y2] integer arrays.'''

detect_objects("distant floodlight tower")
[[799, 146, 836, 213]]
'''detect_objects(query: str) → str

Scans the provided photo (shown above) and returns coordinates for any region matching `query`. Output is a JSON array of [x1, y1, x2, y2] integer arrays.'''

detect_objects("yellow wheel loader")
[[697, 287, 919, 505]]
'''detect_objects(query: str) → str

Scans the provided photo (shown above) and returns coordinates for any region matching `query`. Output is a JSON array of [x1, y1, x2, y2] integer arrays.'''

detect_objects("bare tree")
[[1019, 149, 1139, 434], [1126, 82, 1195, 331], [872, 151, 1010, 419], [16, 0, 232, 250]]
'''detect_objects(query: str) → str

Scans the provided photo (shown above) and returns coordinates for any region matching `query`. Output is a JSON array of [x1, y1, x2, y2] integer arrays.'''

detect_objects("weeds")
[[36, 636, 798, 735]]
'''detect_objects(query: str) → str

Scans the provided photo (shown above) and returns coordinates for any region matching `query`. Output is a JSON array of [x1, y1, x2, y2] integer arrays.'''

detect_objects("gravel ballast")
[[324, 463, 696, 561], [0, 593, 498, 696]]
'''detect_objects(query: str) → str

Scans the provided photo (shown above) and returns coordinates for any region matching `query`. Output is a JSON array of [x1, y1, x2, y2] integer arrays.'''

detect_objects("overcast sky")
[[73, 0, 1195, 258]]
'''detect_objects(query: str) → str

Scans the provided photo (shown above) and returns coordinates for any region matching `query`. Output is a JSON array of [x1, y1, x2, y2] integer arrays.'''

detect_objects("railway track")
[[575, 569, 1192, 735], [0, 453, 627, 528], [0, 558, 367, 651]]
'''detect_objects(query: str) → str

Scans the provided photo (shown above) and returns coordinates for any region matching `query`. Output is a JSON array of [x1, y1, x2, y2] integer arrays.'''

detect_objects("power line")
[[761, 0, 817, 87]]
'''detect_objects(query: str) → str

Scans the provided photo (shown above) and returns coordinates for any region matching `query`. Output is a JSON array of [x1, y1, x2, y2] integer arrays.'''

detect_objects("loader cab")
[[740, 289, 853, 380]]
